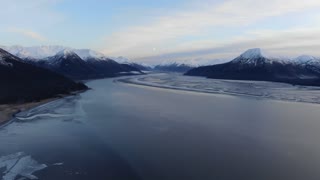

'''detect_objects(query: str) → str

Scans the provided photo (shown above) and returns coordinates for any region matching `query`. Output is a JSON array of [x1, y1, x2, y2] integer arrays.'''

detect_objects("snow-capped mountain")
[[0, 45, 146, 79], [111, 56, 131, 63], [128, 62, 153, 71], [0, 48, 87, 104], [231, 48, 291, 66], [36, 49, 99, 80], [24, 49, 142, 80], [153, 62, 196, 73], [293, 55, 319, 63], [45, 49, 86, 66], [1, 45, 110, 61], [152, 58, 229, 73], [74, 49, 109, 61], [110, 56, 152, 71], [186, 48, 320, 86], [293, 55, 320, 74], [1, 45, 66, 59]]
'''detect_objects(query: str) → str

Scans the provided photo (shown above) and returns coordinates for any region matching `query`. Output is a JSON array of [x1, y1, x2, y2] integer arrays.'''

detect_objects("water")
[[1, 74, 320, 180]]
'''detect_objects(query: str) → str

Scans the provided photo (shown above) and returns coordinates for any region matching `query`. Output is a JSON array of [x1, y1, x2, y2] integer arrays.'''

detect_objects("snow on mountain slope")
[[295, 55, 317, 62], [2, 45, 109, 61], [294, 55, 319, 64], [112, 56, 130, 63], [185, 48, 320, 86], [55, 49, 77, 59], [44, 49, 85, 67], [5, 45, 320, 70], [239, 48, 269, 59], [292, 55, 320, 73], [111, 56, 152, 71], [0, 48, 20, 67], [157, 59, 202, 67], [73, 49, 106, 60], [231, 48, 291, 66], [156, 58, 228, 68], [2, 45, 66, 59]]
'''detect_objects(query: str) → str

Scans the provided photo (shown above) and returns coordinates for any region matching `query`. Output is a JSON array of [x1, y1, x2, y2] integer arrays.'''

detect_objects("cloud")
[[0, 0, 64, 45], [0, 0, 64, 27], [100, 0, 320, 59], [135, 27, 320, 64], [7, 28, 47, 42]]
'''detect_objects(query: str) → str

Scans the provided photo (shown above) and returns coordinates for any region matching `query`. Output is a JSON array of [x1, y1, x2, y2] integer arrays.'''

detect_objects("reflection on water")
[[1, 74, 320, 180]]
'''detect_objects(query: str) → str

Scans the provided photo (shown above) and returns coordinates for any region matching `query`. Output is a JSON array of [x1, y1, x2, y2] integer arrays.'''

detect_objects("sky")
[[1, 0, 320, 64]]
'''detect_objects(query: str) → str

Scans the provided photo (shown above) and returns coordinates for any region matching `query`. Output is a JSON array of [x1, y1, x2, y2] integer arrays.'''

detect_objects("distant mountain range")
[[0, 48, 87, 104], [6, 45, 320, 86], [1, 45, 143, 80], [185, 48, 320, 86], [2, 45, 231, 74], [153, 62, 195, 73]]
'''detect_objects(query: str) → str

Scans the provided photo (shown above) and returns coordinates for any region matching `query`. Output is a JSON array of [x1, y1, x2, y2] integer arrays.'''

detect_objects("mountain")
[[293, 55, 320, 74], [111, 56, 152, 71], [1, 45, 66, 59], [2, 46, 143, 80], [73, 49, 106, 60], [36, 49, 143, 80], [185, 48, 320, 86], [128, 62, 153, 71], [86, 58, 142, 77], [154, 62, 195, 73], [0, 48, 87, 104], [36, 49, 99, 80]]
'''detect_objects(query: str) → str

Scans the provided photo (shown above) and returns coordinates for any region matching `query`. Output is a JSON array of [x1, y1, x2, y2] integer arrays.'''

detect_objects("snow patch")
[[2, 45, 66, 59], [111, 56, 130, 63], [74, 49, 105, 60], [294, 55, 319, 64], [240, 48, 264, 59], [56, 49, 77, 59], [2, 45, 110, 61]]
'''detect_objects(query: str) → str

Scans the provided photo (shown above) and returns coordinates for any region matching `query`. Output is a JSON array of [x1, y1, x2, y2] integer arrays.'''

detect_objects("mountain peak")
[[240, 48, 264, 59], [230, 48, 279, 66], [56, 49, 78, 58], [294, 55, 318, 63], [74, 49, 105, 60]]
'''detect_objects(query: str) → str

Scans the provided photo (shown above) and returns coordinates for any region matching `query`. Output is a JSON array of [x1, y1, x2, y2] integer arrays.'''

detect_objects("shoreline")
[[0, 89, 88, 127], [0, 98, 58, 127]]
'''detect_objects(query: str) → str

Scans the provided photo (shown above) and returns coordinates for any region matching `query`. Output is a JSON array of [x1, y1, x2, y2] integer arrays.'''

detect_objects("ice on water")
[[122, 73, 320, 104]]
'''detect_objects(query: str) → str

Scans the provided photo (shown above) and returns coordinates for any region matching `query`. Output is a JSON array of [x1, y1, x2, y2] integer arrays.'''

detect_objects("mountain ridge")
[[0, 48, 88, 104], [1, 46, 143, 80], [185, 48, 320, 86]]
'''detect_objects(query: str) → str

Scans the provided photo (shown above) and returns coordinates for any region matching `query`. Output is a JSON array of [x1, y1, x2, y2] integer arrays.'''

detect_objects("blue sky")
[[1, 0, 320, 63]]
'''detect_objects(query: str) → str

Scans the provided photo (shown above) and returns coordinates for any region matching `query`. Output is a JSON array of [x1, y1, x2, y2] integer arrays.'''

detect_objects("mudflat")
[[0, 98, 57, 125]]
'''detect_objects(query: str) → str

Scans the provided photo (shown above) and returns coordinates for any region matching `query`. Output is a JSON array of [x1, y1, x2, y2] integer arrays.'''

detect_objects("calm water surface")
[[1, 75, 320, 180]]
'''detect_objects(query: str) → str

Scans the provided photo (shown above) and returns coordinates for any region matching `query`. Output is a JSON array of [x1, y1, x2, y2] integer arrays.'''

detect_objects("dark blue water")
[[1, 75, 320, 180]]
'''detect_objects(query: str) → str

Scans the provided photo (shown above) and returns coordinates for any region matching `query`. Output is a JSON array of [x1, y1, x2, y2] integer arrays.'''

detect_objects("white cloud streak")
[[100, 0, 320, 61], [7, 28, 47, 42], [0, 0, 64, 45], [135, 27, 320, 64]]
